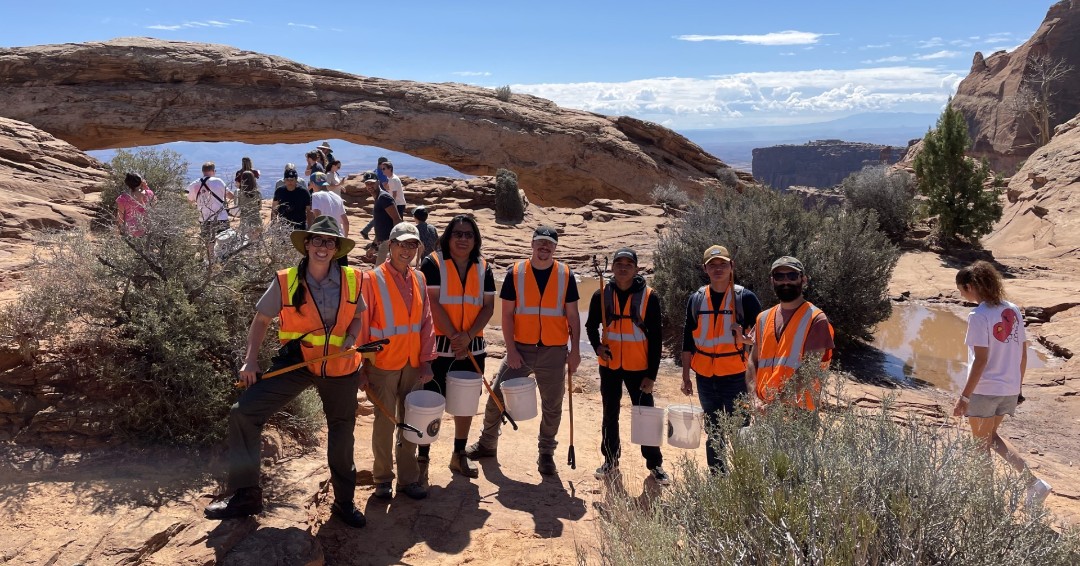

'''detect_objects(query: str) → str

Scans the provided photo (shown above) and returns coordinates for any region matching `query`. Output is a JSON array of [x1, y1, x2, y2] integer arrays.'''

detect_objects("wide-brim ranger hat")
[[317, 141, 333, 151], [290, 215, 355, 260]]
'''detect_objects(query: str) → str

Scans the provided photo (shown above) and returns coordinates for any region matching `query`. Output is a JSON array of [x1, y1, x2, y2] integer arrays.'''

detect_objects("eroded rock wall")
[[751, 140, 905, 190]]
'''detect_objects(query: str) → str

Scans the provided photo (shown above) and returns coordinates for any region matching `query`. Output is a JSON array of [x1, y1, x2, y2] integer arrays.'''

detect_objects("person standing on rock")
[[271, 167, 311, 230], [116, 172, 155, 237], [358, 157, 390, 240], [466, 226, 581, 477], [308, 172, 350, 266], [327, 159, 345, 195], [186, 161, 234, 260], [954, 260, 1051, 507], [316, 141, 335, 171], [234, 157, 261, 235], [380, 160, 407, 219], [205, 215, 368, 528], [680, 245, 761, 473], [304, 150, 325, 178], [745, 256, 833, 412], [416, 215, 496, 479], [367, 176, 402, 265], [412, 206, 439, 267], [361, 222, 437, 501], [586, 248, 671, 484]]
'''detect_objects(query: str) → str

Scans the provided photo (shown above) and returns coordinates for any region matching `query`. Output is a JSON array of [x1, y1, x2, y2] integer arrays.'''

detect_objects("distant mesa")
[[0, 37, 737, 207], [751, 140, 905, 190]]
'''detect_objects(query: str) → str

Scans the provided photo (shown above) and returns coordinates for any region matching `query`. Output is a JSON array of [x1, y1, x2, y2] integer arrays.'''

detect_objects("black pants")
[[696, 373, 750, 471], [600, 367, 662, 469]]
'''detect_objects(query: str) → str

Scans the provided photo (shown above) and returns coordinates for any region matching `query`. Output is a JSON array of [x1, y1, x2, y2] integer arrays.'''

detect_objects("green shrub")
[[97, 147, 188, 223], [494, 168, 525, 223], [841, 165, 916, 242], [716, 167, 740, 189], [649, 182, 692, 210], [595, 382, 1080, 565], [0, 150, 304, 446], [652, 185, 898, 350], [494, 85, 512, 101]]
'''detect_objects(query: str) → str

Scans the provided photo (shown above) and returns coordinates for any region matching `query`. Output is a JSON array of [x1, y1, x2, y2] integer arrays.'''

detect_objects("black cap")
[[533, 226, 559, 243], [283, 169, 299, 179], [612, 248, 638, 265]]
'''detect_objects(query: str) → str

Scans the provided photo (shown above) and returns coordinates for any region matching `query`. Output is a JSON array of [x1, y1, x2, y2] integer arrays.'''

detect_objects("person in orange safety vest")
[[206, 215, 368, 528]]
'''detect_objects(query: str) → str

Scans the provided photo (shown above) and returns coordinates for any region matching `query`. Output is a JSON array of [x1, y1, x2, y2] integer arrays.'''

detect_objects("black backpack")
[[689, 284, 747, 327]]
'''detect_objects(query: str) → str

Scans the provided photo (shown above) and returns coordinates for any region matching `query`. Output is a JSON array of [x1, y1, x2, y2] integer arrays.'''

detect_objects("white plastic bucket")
[[445, 371, 483, 417], [667, 404, 705, 449], [629, 406, 666, 447], [403, 390, 445, 445], [500, 377, 538, 421]]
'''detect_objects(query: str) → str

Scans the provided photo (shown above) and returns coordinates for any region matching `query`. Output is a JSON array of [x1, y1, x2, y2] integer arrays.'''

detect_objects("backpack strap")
[[692, 284, 746, 326]]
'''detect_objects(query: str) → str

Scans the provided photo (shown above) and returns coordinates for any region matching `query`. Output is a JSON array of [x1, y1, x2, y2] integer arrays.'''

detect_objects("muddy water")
[[870, 302, 1047, 391]]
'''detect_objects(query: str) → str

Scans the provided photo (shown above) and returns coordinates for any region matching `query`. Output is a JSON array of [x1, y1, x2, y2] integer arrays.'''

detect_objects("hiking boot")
[[1024, 478, 1052, 507], [359, 228, 371, 240], [464, 442, 497, 461], [537, 453, 557, 476], [416, 452, 430, 464], [205, 486, 263, 519], [449, 450, 480, 478], [650, 466, 672, 486], [400, 482, 428, 500], [373, 482, 393, 499], [594, 459, 619, 480], [331, 501, 367, 528]]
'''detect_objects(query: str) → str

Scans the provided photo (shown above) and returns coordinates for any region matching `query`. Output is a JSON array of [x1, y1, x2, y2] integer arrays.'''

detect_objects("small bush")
[[716, 167, 740, 189], [841, 165, 916, 242], [652, 185, 898, 351], [595, 382, 1080, 565], [494, 168, 525, 223], [97, 147, 188, 223], [494, 85, 512, 101], [649, 182, 692, 210]]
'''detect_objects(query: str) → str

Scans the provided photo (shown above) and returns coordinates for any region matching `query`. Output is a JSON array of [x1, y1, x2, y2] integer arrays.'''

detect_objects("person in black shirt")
[[271, 168, 311, 230], [367, 177, 402, 265]]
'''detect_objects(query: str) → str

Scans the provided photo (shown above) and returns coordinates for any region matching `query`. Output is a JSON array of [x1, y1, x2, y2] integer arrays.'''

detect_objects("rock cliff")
[[952, 0, 1080, 173], [0, 37, 735, 207], [751, 140, 905, 190]]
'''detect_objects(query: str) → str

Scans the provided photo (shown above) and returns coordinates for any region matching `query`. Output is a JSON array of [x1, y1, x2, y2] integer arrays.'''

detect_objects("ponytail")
[[292, 257, 309, 312]]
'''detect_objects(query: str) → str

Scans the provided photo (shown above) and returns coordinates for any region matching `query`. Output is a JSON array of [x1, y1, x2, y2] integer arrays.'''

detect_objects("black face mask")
[[774, 283, 803, 303]]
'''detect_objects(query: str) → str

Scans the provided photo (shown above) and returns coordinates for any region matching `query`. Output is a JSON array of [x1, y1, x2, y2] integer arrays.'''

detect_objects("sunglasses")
[[451, 230, 475, 240], [380, 166, 391, 171], [771, 271, 802, 282], [308, 236, 338, 249], [393, 240, 420, 250]]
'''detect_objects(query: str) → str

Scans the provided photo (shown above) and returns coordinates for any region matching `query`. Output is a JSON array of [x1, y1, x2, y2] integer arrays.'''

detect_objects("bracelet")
[[959, 395, 970, 403]]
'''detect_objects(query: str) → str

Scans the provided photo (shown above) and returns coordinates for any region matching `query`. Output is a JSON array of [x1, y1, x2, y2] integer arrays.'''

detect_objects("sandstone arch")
[[0, 38, 734, 206]]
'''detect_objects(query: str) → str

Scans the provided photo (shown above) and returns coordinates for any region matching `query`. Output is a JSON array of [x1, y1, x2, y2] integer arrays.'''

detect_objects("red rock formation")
[[0, 37, 732, 207], [952, 0, 1080, 173]]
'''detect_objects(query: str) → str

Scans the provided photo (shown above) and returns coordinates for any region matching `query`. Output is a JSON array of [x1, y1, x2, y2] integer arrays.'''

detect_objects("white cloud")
[[146, 19, 245, 31], [452, 71, 493, 77], [918, 37, 944, 48], [779, 52, 796, 56], [147, 24, 183, 31], [230, 19, 251, 24], [287, 22, 319, 30], [860, 42, 891, 50], [862, 55, 907, 64], [915, 50, 960, 60], [675, 30, 832, 46]]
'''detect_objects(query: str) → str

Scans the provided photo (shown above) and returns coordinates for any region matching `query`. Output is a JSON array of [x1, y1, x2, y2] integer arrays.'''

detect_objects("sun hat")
[[389, 222, 421, 242], [702, 245, 731, 265], [317, 141, 333, 151], [290, 215, 355, 260]]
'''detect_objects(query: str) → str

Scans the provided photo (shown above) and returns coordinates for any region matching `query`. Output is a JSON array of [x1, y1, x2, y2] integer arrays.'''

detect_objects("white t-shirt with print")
[[964, 300, 1026, 396], [311, 190, 347, 229]]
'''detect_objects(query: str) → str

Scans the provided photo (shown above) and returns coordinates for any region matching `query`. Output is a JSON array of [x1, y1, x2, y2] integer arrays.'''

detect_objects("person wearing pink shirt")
[[116, 172, 155, 236]]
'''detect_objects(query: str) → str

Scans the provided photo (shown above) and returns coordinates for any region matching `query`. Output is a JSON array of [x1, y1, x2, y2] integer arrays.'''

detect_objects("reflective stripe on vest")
[[434, 252, 486, 339], [275, 266, 362, 377], [599, 285, 650, 371], [753, 302, 832, 410], [369, 266, 423, 340], [512, 260, 570, 346], [366, 263, 425, 369], [690, 285, 745, 377]]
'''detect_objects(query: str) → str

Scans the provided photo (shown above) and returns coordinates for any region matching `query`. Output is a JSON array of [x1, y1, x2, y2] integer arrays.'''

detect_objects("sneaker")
[[449, 451, 480, 478], [331, 501, 367, 528], [537, 453, 557, 476], [373, 482, 393, 499], [464, 442, 497, 460], [400, 482, 428, 500], [1024, 478, 1052, 507], [204, 486, 263, 519], [594, 459, 619, 479], [359, 229, 371, 240], [650, 466, 672, 486]]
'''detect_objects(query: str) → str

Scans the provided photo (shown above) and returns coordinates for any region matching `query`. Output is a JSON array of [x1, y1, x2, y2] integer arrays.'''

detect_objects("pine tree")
[[914, 99, 1003, 244]]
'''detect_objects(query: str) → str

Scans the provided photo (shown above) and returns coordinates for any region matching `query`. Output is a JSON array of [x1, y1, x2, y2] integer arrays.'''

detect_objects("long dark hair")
[[439, 214, 482, 263], [292, 256, 309, 311]]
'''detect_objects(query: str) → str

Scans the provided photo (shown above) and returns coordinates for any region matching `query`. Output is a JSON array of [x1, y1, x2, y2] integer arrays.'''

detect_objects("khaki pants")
[[478, 343, 567, 456], [375, 240, 390, 266], [367, 364, 422, 485]]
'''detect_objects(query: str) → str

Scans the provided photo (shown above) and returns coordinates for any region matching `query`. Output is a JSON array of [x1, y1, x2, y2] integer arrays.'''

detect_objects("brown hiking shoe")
[[464, 442, 497, 460], [449, 451, 480, 478]]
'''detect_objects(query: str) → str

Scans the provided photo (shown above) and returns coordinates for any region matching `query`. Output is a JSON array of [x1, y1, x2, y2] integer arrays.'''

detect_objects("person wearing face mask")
[[680, 245, 761, 473], [745, 256, 834, 412]]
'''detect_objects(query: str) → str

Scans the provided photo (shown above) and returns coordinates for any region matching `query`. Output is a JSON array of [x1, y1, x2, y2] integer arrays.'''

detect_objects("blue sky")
[[3, 1, 1051, 129]]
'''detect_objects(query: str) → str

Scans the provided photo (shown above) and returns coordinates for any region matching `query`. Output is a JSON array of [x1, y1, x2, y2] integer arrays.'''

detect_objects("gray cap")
[[389, 222, 421, 242], [771, 256, 805, 272]]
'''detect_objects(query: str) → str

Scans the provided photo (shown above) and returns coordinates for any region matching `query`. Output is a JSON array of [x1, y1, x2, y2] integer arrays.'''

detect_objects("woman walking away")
[[954, 260, 1051, 507], [116, 172, 155, 236], [235, 157, 261, 234]]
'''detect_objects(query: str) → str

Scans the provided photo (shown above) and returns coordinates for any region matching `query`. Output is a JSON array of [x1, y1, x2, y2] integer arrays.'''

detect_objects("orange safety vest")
[[277, 265, 362, 377], [433, 251, 487, 338], [366, 263, 426, 370], [599, 284, 651, 372], [753, 301, 834, 410], [512, 260, 571, 347], [690, 285, 747, 377]]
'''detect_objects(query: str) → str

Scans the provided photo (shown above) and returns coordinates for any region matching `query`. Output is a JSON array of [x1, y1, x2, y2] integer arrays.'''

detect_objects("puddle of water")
[[870, 302, 1047, 391]]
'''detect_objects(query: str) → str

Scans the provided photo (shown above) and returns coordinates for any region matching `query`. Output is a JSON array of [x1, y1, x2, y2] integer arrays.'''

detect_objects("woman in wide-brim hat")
[[206, 215, 369, 529]]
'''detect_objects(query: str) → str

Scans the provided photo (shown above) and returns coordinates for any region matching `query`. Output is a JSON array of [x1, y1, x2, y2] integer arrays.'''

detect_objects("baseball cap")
[[612, 248, 638, 265], [533, 226, 559, 244], [771, 256, 805, 272], [283, 169, 299, 179], [389, 222, 421, 242], [309, 172, 329, 187], [702, 245, 731, 265]]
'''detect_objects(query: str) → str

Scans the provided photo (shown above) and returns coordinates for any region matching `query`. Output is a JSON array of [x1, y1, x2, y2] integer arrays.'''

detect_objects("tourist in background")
[[304, 150, 325, 178], [235, 157, 261, 234], [271, 167, 311, 230], [186, 161, 234, 259], [367, 177, 402, 265], [116, 172, 155, 237], [309, 172, 350, 266], [381, 160, 407, 219], [327, 159, 345, 195], [316, 141, 335, 170], [412, 206, 439, 267], [359, 157, 390, 240]]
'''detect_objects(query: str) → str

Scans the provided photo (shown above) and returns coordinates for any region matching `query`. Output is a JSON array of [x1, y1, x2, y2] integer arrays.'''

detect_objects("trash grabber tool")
[[363, 383, 423, 438], [467, 351, 517, 430], [591, 254, 612, 362], [235, 339, 390, 388], [566, 367, 576, 469]]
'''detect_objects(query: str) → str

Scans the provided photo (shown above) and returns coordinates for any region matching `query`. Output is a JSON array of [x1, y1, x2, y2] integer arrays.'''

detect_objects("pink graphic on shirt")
[[993, 308, 1018, 343]]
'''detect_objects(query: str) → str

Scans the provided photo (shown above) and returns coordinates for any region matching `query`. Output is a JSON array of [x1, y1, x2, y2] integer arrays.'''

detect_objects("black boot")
[[205, 486, 264, 519]]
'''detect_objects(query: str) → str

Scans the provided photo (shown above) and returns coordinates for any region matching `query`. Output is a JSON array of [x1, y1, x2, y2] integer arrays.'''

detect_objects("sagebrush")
[[494, 167, 525, 223], [649, 182, 692, 210], [97, 147, 188, 222], [841, 165, 916, 242]]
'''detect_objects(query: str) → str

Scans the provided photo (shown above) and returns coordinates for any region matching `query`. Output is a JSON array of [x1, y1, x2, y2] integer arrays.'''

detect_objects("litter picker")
[[235, 338, 390, 388], [467, 351, 518, 431], [567, 367, 577, 469]]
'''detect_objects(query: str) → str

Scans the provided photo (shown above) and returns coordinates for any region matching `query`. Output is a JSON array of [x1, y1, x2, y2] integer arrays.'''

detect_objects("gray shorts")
[[966, 394, 1018, 418]]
